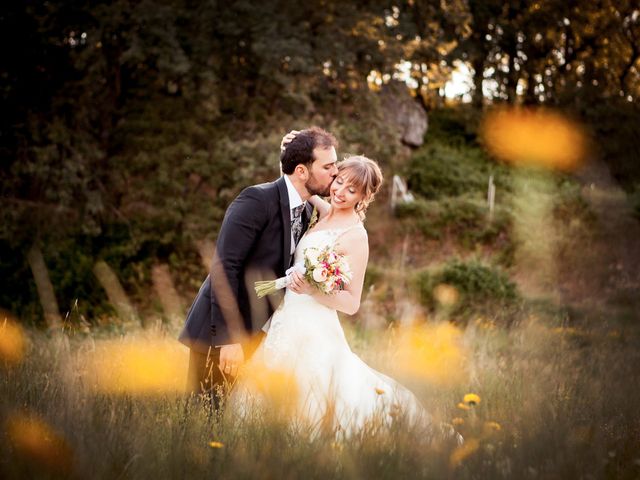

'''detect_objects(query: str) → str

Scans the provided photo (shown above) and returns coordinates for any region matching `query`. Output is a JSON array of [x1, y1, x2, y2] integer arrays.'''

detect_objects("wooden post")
[[26, 244, 62, 329]]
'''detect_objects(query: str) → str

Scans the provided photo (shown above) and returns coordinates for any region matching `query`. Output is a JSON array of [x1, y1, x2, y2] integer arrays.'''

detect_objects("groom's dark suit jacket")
[[179, 176, 312, 353]]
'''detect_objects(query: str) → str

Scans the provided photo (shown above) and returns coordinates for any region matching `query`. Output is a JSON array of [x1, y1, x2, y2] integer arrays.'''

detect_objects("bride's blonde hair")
[[337, 155, 383, 219]]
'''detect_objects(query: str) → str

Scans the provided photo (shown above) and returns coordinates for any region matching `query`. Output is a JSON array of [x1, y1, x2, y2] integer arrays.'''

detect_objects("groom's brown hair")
[[280, 126, 338, 174]]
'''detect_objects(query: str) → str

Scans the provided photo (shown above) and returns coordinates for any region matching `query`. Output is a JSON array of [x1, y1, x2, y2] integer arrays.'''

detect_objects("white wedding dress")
[[234, 225, 431, 436]]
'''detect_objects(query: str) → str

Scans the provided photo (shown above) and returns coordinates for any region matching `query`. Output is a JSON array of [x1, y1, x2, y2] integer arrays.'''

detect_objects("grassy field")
[[2, 304, 639, 479]]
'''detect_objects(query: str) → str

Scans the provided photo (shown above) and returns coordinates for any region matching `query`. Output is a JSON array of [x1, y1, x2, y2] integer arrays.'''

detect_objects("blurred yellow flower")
[[474, 317, 496, 331], [481, 107, 586, 171], [6, 413, 74, 475], [240, 360, 299, 412], [449, 438, 480, 468], [392, 322, 466, 386], [208, 441, 224, 448], [433, 284, 459, 308], [451, 417, 465, 426], [483, 421, 502, 434], [457, 402, 471, 411], [463, 393, 481, 406], [0, 317, 26, 365], [81, 337, 188, 395], [552, 327, 580, 336]]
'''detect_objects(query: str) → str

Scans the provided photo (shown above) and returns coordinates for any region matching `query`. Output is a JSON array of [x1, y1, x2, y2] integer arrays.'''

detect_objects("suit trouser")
[[187, 348, 227, 411], [186, 334, 264, 410]]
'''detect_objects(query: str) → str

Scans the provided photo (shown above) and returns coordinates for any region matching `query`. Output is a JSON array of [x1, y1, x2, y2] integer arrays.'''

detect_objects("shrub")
[[415, 259, 518, 318], [405, 141, 494, 199], [553, 178, 596, 225], [395, 196, 514, 254]]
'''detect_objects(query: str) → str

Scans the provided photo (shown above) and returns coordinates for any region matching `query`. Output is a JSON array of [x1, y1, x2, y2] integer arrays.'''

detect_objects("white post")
[[488, 175, 495, 220], [391, 175, 414, 211]]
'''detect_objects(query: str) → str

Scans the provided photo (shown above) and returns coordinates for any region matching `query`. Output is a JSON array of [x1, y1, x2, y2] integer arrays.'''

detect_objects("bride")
[[232, 155, 435, 437]]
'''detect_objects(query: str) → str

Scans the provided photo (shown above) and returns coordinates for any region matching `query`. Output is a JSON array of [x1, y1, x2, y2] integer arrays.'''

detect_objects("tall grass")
[[2, 309, 639, 479]]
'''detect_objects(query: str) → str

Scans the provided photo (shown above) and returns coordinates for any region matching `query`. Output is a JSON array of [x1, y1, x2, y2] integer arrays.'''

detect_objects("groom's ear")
[[294, 164, 309, 180]]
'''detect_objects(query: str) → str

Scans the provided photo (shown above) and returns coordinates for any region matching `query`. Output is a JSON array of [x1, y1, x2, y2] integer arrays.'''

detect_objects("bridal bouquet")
[[254, 246, 352, 298]]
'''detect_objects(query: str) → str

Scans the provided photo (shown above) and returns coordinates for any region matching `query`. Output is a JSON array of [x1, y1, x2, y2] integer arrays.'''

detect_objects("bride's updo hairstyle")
[[337, 155, 383, 219]]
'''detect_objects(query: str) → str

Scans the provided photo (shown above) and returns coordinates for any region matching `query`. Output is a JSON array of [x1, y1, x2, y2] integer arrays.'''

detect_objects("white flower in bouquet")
[[305, 247, 321, 265], [312, 267, 329, 283]]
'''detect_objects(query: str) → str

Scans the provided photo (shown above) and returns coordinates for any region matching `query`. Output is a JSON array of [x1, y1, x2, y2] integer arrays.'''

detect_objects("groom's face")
[[305, 146, 338, 197]]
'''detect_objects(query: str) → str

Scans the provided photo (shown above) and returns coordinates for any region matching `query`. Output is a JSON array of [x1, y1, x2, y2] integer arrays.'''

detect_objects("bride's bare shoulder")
[[338, 224, 368, 251]]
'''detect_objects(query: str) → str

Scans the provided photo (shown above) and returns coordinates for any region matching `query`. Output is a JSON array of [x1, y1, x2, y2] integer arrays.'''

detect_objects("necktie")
[[291, 204, 305, 246]]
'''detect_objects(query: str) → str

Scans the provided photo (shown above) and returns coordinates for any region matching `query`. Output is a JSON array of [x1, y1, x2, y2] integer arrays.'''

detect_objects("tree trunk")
[[472, 55, 485, 109], [26, 244, 62, 329], [524, 71, 537, 105], [151, 263, 185, 328], [93, 260, 141, 325]]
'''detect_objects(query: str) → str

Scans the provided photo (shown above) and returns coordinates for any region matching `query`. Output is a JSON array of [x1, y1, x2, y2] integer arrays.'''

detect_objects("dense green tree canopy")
[[1, 0, 638, 322]]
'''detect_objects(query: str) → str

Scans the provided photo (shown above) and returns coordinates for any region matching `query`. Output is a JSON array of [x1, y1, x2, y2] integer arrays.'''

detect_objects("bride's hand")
[[289, 271, 313, 295], [280, 130, 300, 151]]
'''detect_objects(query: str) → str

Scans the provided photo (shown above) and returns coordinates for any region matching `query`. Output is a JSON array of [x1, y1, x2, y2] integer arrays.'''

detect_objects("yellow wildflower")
[[0, 317, 26, 365], [6, 413, 73, 475], [433, 284, 459, 307], [484, 421, 501, 433], [457, 402, 471, 411], [463, 393, 481, 406], [208, 441, 224, 448]]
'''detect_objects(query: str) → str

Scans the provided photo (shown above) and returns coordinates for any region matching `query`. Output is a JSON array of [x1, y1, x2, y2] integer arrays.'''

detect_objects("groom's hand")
[[280, 130, 300, 151], [219, 343, 244, 378]]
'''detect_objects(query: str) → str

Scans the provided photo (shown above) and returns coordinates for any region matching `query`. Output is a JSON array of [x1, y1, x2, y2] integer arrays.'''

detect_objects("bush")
[[405, 139, 515, 203], [395, 196, 514, 254], [553, 178, 597, 225], [415, 259, 518, 318]]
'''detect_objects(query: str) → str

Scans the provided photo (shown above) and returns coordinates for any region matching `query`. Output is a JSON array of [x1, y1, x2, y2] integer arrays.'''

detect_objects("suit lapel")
[[301, 202, 314, 233], [276, 177, 291, 272]]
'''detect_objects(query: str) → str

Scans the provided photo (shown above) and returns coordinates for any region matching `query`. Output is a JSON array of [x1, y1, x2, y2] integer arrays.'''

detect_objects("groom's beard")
[[305, 173, 333, 197]]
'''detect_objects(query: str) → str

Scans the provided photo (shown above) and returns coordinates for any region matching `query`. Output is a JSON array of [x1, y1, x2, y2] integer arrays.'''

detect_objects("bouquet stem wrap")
[[254, 263, 306, 298]]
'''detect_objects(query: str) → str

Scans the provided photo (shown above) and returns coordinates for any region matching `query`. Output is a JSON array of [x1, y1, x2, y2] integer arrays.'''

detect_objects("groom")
[[179, 126, 338, 402]]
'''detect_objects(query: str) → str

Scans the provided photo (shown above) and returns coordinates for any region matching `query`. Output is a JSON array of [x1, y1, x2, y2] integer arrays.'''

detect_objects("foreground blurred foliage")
[[1, 313, 639, 479]]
